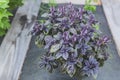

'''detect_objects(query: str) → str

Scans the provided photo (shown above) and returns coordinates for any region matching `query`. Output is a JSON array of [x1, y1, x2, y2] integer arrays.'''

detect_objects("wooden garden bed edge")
[[0, 0, 42, 80]]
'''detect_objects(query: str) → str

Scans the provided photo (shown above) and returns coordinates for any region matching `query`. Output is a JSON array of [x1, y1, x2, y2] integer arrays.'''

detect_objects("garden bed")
[[19, 4, 120, 80]]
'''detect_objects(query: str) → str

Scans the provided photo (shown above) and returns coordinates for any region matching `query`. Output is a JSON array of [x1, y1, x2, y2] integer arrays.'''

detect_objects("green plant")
[[0, 0, 12, 36], [8, 0, 23, 10], [0, 0, 23, 36], [84, 0, 98, 12], [49, 0, 57, 7]]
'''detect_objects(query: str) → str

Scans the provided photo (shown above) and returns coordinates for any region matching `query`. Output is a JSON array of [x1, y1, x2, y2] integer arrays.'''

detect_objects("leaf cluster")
[[0, 0, 23, 36], [31, 3, 110, 78]]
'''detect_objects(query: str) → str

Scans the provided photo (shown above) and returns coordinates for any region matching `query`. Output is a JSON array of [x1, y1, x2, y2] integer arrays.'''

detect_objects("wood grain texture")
[[0, 0, 41, 80], [101, 0, 120, 56], [42, 0, 101, 5]]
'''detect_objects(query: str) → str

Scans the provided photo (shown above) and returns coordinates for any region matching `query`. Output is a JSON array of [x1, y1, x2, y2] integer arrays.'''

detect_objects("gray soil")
[[19, 6, 120, 80]]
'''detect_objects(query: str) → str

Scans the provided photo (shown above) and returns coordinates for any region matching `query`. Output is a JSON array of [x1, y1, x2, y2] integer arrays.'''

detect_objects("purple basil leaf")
[[44, 42, 51, 49], [39, 56, 55, 73], [46, 64, 53, 73], [50, 44, 61, 53], [67, 64, 76, 77], [69, 28, 77, 34], [41, 13, 49, 17], [44, 20, 51, 26], [82, 56, 99, 76], [44, 36, 53, 44], [62, 52, 69, 60], [53, 32, 62, 40], [56, 52, 62, 59]]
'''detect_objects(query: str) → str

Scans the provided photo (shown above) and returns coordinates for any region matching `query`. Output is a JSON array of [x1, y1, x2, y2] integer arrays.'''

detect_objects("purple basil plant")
[[31, 3, 110, 78]]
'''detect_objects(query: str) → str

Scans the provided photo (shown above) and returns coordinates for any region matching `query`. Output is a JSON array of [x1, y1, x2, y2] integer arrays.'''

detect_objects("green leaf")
[[0, 17, 11, 29], [0, 0, 9, 9], [77, 62, 82, 68], [8, 0, 23, 10], [84, 0, 96, 12], [0, 28, 6, 36], [49, 0, 57, 7], [0, 0, 23, 36], [92, 24, 99, 30], [35, 39, 44, 48], [84, 5, 96, 12]]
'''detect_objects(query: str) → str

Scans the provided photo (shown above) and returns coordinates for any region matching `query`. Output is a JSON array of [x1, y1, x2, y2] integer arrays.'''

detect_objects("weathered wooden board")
[[0, 0, 41, 80], [101, 0, 120, 56], [42, 0, 101, 5]]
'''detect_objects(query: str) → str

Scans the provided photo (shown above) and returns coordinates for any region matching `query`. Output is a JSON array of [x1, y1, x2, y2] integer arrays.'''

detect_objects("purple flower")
[[83, 56, 99, 76]]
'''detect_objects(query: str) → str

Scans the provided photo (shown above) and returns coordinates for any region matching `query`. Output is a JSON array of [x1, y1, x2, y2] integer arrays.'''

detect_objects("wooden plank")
[[42, 0, 101, 5], [0, 0, 41, 80], [101, 0, 120, 56]]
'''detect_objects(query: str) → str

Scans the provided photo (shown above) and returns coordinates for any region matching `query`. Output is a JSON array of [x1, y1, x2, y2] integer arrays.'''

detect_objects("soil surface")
[[19, 5, 120, 80]]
